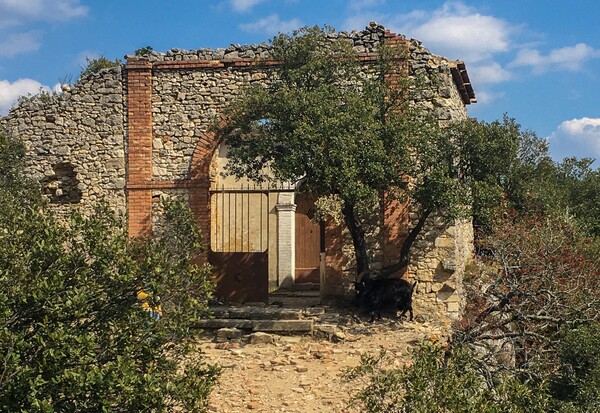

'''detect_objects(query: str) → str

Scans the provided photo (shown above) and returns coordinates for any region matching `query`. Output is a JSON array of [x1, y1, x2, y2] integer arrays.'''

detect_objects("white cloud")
[[0, 1, 87, 57], [468, 62, 512, 86], [0, 0, 88, 28], [0, 78, 49, 115], [471, 90, 505, 105], [239, 14, 302, 35], [342, 1, 598, 79], [343, 1, 517, 105], [0, 31, 40, 57], [511, 43, 600, 74], [344, 2, 516, 64], [548, 118, 600, 160], [392, 2, 513, 63], [230, 0, 267, 12], [465, 62, 511, 105]]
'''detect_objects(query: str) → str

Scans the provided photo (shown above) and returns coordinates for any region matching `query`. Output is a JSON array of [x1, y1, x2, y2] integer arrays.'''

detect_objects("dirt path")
[[199, 318, 450, 412]]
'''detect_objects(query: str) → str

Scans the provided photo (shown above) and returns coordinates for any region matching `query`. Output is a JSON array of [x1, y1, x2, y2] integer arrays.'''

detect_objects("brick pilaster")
[[126, 58, 153, 237], [383, 30, 409, 86], [382, 194, 410, 273], [382, 32, 411, 276], [189, 182, 211, 262]]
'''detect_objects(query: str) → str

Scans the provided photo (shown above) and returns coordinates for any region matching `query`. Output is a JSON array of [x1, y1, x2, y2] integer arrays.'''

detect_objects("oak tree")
[[219, 26, 470, 279]]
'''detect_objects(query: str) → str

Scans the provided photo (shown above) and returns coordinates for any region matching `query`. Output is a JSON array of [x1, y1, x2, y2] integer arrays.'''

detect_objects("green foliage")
[[345, 342, 551, 413], [333, 110, 600, 412], [222, 26, 415, 200], [14, 88, 58, 109], [552, 158, 600, 236], [0, 130, 218, 411], [448, 116, 600, 235], [443, 116, 548, 231], [135, 46, 154, 57], [0, 129, 41, 211], [445, 116, 600, 237], [0, 129, 26, 190], [346, 326, 600, 412], [553, 323, 600, 411], [452, 212, 600, 411], [80, 56, 122, 78], [219, 25, 471, 276]]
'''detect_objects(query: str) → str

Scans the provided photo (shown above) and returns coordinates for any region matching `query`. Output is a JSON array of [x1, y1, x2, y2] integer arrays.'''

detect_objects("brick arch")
[[188, 121, 227, 261], [189, 130, 220, 181]]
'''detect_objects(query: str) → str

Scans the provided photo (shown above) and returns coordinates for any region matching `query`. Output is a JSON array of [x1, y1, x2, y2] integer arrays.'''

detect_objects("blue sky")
[[1, 0, 599, 162]]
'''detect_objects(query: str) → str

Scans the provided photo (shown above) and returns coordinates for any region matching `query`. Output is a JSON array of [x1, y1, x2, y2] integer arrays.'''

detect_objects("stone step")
[[196, 304, 336, 335], [269, 290, 322, 308], [211, 305, 307, 320], [252, 319, 313, 333], [195, 318, 254, 330], [270, 288, 321, 297], [288, 282, 321, 291], [195, 318, 314, 334]]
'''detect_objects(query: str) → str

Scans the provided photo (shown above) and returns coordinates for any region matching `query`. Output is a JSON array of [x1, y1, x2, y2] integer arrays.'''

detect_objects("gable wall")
[[1, 24, 474, 320]]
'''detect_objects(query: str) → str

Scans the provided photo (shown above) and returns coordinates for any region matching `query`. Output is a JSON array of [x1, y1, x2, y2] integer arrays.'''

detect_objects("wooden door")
[[295, 194, 322, 284]]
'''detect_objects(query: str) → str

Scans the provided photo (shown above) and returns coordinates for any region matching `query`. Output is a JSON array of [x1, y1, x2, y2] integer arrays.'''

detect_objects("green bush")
[[80, 56, 121, 78], [344, 342, 551, 413], [344, 324, 600, 412], [553, 323, 600, 412], [135, 46, 154, 57], [0, 130, 27, 193], [0, 130, 218, 412]]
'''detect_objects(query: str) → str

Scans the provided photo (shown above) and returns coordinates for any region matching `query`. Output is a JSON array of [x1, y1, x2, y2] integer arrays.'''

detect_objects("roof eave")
[[450, 61, 477, 105]]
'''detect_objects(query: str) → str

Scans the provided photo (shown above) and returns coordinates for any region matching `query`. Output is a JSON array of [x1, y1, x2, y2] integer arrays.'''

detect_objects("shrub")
[[553, 323, 600, 411], [0, 130, 219, 411], [344, 342, 551, 413], [135, 46, 154, 57], [459, 213, 600, 377], [80, 56, 121, 78]]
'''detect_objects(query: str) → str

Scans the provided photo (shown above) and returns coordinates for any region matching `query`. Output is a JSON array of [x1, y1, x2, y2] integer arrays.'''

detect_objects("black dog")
[[355, 278, 417, 323]]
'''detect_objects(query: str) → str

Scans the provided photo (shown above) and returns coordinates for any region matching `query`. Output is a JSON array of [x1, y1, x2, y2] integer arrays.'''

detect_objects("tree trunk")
[[341, 201, 370, 282]]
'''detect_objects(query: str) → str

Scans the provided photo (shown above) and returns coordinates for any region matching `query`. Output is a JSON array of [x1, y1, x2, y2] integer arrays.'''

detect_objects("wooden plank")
[[294, 194, 321, 284]]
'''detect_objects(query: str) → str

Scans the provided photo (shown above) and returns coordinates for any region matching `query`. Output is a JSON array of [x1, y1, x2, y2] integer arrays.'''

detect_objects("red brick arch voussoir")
[[187, 117, 229, 260]]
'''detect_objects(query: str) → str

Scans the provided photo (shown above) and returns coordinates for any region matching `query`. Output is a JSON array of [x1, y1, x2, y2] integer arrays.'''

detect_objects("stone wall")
[[408, 38, 470, 123], [0, 68, 126, 218], [407, 213, 473, 320], [0, 23, 475, 321], [152, 69, 270, 180], [405, 41, 473, 320], [142, 23, 386, 63]]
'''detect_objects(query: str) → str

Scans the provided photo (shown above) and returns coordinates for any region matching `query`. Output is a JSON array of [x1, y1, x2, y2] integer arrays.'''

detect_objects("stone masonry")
[[0, 23, 476, 322]]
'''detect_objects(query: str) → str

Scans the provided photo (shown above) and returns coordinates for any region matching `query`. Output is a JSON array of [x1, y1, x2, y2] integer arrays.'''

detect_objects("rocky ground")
[[197, 314, 451, 413]]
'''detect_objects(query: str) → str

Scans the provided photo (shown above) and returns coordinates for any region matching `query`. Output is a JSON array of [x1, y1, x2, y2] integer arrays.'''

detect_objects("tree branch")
[[380, 206, 433, 277]]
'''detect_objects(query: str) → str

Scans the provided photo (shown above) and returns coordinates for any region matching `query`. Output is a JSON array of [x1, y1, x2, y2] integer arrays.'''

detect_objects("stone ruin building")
[[1, 23, 476, 322]]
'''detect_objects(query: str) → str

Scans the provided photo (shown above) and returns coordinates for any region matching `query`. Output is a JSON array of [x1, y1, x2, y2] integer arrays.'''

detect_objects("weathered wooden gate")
[[294, 194, 323, 284], [209, 186, 270, 303]]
